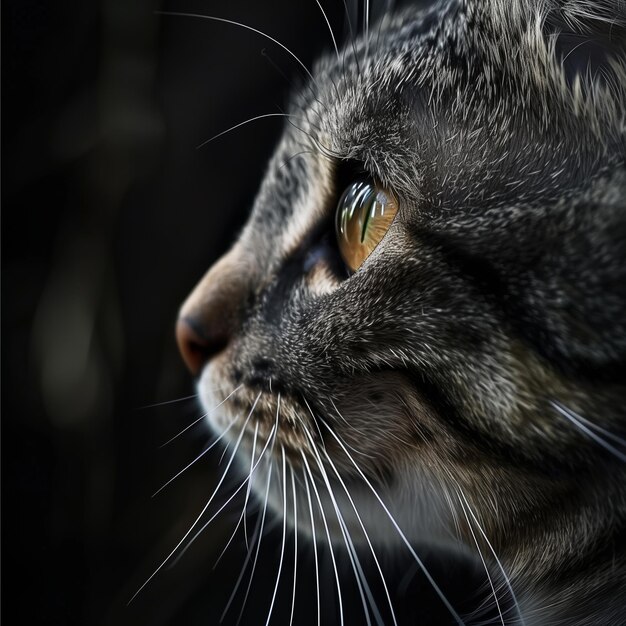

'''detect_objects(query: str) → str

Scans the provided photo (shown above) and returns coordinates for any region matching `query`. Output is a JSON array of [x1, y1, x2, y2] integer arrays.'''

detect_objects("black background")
[[3, 1, 492, 624]]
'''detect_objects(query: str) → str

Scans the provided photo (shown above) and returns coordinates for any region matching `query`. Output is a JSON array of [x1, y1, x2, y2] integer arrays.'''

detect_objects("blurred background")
[[3, 1, 492, 624]]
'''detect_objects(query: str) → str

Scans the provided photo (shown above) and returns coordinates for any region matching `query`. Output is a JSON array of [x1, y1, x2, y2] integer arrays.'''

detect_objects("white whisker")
[[340, 0, 361, 76], [235, 393, 281, 625], [306, 441, 375, 626], [457, 492, 505, 626], [457, 488, 525, 625], [552, 401, 626, 462], [289, 465, 298, 626], [243, 421, 260, 549], [265, 446, 288, 626], [177, 419, 277, 564], [129, 392, 259, 604], [302, 397, 327, 449], [318, 416, 465, 625], [303, 467, 321, 626], [152, 415, 240, 497], [314, 0, 339, 59], [365, 0, 370, 59], [138, 393, 198, 410], [328, 397, 378, 458], [233, 459, 274, 625], [196, 113, 290, 149], [158, 11, 318, 86], [220, 503, 264, 622], [301, 451, 345, 626], [336, 513, 382, 626], [313, 429, 398, 626], [300, 420, 389, 624], [214, 422, 260, 568], [159, 384, 242, 448], [218, 441, 231, 465]]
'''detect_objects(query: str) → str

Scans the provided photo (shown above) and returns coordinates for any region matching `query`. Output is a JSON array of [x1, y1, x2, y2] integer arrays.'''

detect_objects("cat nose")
[[176, 246, 248, 376], [176, 317, 227, 376]]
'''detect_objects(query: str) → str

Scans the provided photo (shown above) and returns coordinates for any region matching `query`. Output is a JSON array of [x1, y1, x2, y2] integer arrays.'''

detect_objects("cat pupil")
[[335, 180, 397, 271]]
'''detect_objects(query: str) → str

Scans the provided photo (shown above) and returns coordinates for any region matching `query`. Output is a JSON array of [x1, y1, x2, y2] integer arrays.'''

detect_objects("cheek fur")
[[169, 2, 626, 623]]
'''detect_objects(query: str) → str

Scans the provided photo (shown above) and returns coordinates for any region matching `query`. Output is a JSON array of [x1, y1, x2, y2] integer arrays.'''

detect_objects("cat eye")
[[335, 180, 398, 272]]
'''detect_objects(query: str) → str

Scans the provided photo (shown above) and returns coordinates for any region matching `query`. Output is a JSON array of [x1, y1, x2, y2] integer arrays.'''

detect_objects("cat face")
[[176, 0, 626, 603]]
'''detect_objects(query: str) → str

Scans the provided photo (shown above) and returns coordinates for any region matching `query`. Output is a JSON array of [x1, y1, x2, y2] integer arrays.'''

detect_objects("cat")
[[170, 0, 626, 623]]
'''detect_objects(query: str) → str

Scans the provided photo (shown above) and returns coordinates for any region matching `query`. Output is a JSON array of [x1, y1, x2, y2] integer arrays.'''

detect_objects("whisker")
[[300, 451, 345, 626], [303, 467, 321, 626], [158, 11, 319, 88], [551, 401, 626, 462], [311, 429, 398, 626], [231, 459, 274, 625], [301, 419, 389, 625], [243, 421, 260, 550], [289, 466, 299, 626], [374, 0, 391, 56], [456, 492, 505, 626], [302, 397, 327, 449], [176, 417, 278, 564], [159, 384, 242, 448], [457, 487, 525, 625], [235, 393, 281, 625], [213, 509, 245, 570], [160, 412, 207, 447], [137, 393, 198, 410], [336, 513, 382, 626], [327, 397, 378, 459], [365, 0, 370, 60], [214, 422, 261, 568], [306, 440, 375, 626], [220, 502, 264, 622], [314, 0, 340, 59], [572, 412, 626, 447], [265, 446, 289, 626], [196, 112, 290, 149], [261, 46, 296, 85], [278, 149, 315, 170], [441, 486, 463, 544], [340, 0, 361, 76], [283, 115, 342, 161], [128, 392, 259, 604], [218, 441, 231, 465], [318, 416, 465, 625], [152, 415, 240, 497]]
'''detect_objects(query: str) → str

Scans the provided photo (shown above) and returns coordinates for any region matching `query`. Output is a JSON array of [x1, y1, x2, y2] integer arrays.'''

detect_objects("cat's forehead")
[[280, 8, 479, 194], [303, 25, 434, 168], [242, 0, 623, 263]]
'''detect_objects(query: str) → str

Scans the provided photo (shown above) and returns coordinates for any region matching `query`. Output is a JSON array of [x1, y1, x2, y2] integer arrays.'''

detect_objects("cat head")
[[176, 0, 626, 591]]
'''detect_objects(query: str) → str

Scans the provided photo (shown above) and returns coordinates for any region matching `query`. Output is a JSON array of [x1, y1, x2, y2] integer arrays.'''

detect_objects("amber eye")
[[335, 180, 398, 272]]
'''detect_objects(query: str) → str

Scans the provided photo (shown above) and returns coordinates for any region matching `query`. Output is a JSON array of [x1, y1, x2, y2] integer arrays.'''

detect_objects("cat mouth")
[[203, 379, 415, 512], [201, 378, 328, 466], [200, 361, 443, 471]]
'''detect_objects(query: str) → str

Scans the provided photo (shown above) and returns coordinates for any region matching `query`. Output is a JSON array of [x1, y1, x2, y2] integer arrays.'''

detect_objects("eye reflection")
[[335, 180, 398, 272]]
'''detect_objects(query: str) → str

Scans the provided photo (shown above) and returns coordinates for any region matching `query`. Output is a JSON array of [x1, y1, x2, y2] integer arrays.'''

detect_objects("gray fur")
[[187, 1, 626, 623]]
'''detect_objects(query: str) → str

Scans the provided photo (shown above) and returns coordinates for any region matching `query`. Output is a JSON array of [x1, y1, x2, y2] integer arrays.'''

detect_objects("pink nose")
[[175, 316, 229, 376], [176, 245, 250, 376]]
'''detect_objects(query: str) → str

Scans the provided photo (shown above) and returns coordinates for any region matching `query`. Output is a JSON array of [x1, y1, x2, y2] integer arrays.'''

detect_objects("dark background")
[[3, 1, 492, 624]]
